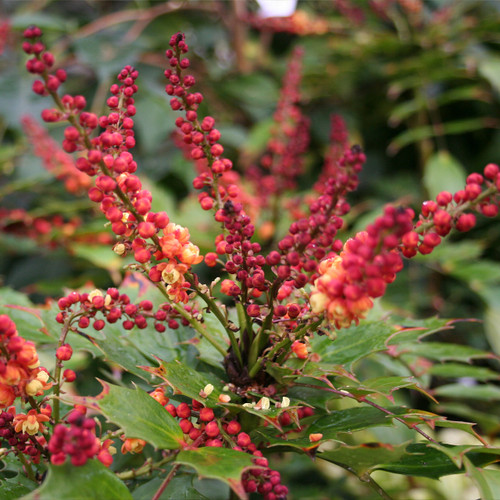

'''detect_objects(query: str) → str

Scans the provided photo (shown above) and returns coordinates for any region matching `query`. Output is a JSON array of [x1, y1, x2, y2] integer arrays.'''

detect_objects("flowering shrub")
[[0, 19, 500, 500]]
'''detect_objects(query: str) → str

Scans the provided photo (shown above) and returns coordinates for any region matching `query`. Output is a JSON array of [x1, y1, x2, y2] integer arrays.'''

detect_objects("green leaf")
[[175, 448, 254, 500], [319, 442, 408, 475], [478, 54, 500, 95], [132, 473, 209, 500], [396, 342, 496, 363], [312, 321, 398, 370], [20, 460, 132, 500], [92, 325, 159, 383], [151, 360, 233, 408], [307, 406, 408, 437], [70, 382, 184, 450], [465, 457, 500, 500], [423, 151, 466, 200], [375, 443, 497, 479], [434, 383, 500, 401], [429, 363, 500, 381]]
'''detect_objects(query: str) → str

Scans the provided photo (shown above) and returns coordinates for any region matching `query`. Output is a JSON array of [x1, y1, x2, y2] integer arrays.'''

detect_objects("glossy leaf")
[[307, 406, 408, 437], [319, 442, 408, 475], [131, 474, 209, 500], [21, 460, 132, 500], [394, 342, 496, 363], [175, 448, 255, 500], [146, 360, 234, 408], [69, 382, 184, 450], [375, 443, 498, 479], [312, 321, 399, 370]]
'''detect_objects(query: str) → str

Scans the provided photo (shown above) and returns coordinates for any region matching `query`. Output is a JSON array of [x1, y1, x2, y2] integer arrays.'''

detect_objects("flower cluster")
[[247, 47, 309, 212], [0, 208, 82, 247], [48, 407, 100, 466], [21, 115, 92, 195], [147, 387, 289, 500], [22, 27, 204, 300], [310, 206, 414, 328], [56, 287, 199, 332], [0, 408, 47, 465], [402, 164, 500, 257], [0, 315, 51, 407]]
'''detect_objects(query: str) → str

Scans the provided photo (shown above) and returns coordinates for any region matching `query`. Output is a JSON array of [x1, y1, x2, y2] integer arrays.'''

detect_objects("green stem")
[[52, 315, 74, 424], [116, 455, 174, 480], [185, 274, 243, 367], [16, 451, 36, 482]]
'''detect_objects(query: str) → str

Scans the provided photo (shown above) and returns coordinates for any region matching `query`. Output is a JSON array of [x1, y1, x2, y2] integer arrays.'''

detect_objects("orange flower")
[[0, 384, 15, 408], [121, 437, 146, 454], [13, 409, 50, 435]]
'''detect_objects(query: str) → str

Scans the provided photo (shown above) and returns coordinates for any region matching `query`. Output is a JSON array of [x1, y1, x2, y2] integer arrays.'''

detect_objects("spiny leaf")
[[67, 382, 184, 450], [175, 448, 255, 500], [20, 460, 132, 500]]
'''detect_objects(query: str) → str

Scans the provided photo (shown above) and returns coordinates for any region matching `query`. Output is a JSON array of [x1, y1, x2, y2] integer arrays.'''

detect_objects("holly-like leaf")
[[147, 360, 234, 408], [20, 460, 132, 500], [318, 442, 408, 475], [307, 406, 408, 437], [131, 473, 210, 500], [375, 443, 498, 479], [394, 342, 497, 363], [175, 448, 255, 500], [312, 321, 399, 370], [67, 382, 184, 450]]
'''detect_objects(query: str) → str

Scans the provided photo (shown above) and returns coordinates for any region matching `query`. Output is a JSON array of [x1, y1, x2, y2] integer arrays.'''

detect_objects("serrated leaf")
[[312, 321, 399, 370], [175, 448, 254, 500], [423, 151, 466, 200], [132, 473, 209, 500], [307, 405, 408, 437], [145, 360, 232, 408], [319, 442, 408, 475], [375, 443, 496, 479], [20, 460, 132, 500], [68, 382, 184, 450], [395, 342, 496, 363]]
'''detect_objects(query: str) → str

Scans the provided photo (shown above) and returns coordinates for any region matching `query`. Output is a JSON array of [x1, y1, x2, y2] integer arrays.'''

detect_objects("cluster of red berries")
[[0, 315, 51, 408], [314, 114, 350, 194], [401, 164, 500, 258], [149, 388, 289, 499], [247, 47, 310, 207], [311, 205, 414, 328], [48, 407, 100, 466], [0, 409, 45, 464], [56, 287, 197, 332], [0, 208, 82, 248]]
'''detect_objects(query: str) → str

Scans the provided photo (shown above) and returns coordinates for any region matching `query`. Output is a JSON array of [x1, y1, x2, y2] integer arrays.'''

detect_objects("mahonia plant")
[[2, 25, 500, 500]]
